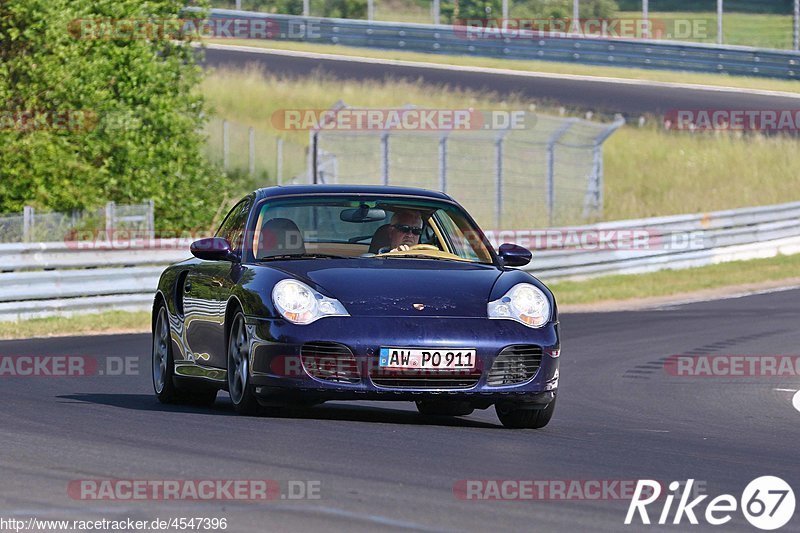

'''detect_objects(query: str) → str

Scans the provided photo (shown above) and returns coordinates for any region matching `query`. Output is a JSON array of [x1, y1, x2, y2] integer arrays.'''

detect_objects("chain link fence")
[[304, 103, 623, 229], [204, 117, 308, 185], [0, 202, 154, 244]]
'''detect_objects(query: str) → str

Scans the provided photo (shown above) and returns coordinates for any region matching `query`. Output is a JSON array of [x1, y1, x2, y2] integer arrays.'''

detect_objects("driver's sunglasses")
[[392, 224, 423, 236]]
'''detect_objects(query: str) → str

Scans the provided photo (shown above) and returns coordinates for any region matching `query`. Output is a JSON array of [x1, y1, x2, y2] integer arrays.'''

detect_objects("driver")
[[388, 210, 424, 252]]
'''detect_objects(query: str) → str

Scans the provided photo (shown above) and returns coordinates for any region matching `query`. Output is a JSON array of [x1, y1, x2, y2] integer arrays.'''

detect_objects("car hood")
[[271, 258, 502, 317]]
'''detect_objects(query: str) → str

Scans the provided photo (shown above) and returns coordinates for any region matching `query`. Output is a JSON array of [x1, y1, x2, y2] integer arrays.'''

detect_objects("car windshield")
[[250, 195, 494, 264]]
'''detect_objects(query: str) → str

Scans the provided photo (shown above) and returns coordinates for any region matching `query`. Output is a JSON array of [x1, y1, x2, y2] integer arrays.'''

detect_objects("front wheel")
[[495, 398, 556, 429], [227, 312, 259, 415]]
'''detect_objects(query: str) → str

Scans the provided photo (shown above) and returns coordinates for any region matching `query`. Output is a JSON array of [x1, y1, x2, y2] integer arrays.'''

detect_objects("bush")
[[445, 0, 618, 23], [0, 0, 225, 231]]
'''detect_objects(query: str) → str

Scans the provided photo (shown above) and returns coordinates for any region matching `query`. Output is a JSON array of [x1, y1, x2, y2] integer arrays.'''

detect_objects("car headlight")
[[272, 279, 349, 325], [487, 283, 551, 328]]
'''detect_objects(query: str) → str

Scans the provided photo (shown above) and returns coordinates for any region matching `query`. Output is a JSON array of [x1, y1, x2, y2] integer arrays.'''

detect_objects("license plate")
[[379, 347, 476, 370]]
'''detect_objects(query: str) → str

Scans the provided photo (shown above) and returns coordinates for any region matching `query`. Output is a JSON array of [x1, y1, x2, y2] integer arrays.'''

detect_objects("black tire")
[[227, 312, 259, 415], [495, 398, 556, 429], [415, 400, 475, 417], [153, 303, 219, 407], [152, 303, 181, 404]]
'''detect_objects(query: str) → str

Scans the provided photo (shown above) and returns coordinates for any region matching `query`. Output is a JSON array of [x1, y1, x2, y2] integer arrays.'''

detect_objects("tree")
[[0, 0, 225, 231]]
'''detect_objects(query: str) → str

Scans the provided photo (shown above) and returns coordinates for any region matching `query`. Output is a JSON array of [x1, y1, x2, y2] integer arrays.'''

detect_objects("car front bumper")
[[246, 315, 560, 404]]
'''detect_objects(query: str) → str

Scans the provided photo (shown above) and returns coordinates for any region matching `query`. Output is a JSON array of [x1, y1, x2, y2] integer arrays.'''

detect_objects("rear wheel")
[[227, 312, 259, 415], [495, 398, 556, 429], [153, 303, 218, 407], [415, 400, 474, 417], [152, 304, 179, 404]]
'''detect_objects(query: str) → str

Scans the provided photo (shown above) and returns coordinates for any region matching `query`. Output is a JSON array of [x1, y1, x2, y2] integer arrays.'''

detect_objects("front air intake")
[[487, 345, 542, 386], [300, 342, 360, 384]]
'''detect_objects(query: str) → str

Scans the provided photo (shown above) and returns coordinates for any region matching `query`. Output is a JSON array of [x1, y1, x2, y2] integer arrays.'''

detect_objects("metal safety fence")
[[304, 103, 624, 228], [208, 1, 800, 50], [201, 9, 800, 79], [1, 200, 799, 321]]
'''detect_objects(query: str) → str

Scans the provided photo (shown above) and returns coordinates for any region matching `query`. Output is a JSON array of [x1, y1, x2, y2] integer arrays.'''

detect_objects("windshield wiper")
[[259, 253, 348, 261], [379, 254, 457, 261]]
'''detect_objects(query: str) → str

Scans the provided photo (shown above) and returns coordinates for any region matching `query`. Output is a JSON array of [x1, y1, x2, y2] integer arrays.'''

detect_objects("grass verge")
[[0, 311, 150, 341], [204, 38, 800, 95], [549, 253, 800, 306], [2, 255, 799, 339]]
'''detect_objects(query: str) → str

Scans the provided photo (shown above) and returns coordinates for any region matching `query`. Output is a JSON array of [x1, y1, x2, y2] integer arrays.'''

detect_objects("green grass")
[[549, 252, 800, 305], [202, 68, 800, 222], [618, 11, 796, 50], [0, 311, 150, 340], [205, 38, 800, 95], [3, 254, 799, 339]]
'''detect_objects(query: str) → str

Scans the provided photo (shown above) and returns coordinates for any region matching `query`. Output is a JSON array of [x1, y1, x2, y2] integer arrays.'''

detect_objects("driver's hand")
[[391, 244, 411, 252]]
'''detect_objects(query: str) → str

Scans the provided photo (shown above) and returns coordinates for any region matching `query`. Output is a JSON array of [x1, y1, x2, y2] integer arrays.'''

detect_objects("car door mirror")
[[498, 243, 532, 267], [190, 237, 237, 262]]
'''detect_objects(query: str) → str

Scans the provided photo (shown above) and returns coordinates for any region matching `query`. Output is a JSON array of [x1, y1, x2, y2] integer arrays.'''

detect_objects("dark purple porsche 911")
[[152, 185, 560, 428]]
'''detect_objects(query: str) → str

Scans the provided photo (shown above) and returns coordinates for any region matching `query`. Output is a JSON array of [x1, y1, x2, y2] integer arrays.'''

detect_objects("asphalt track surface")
[[1, 288, 799, 531], [202, 45, 800, 116]]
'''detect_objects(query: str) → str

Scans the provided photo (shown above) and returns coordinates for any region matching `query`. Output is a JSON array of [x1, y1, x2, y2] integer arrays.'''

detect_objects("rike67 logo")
[[626, 477, 795, 530]]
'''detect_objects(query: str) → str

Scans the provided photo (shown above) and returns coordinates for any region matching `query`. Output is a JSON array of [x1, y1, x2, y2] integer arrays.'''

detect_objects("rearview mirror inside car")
[[340, 204, 387, 223]]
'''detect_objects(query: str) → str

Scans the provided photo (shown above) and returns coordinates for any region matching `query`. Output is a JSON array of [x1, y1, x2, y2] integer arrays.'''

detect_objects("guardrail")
[[1, 201, 799, 321], [205, 9, 800, 79]]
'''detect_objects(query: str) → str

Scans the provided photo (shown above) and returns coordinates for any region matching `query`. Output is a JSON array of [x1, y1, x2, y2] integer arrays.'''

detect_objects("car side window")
[[215, 199, 252, 256]]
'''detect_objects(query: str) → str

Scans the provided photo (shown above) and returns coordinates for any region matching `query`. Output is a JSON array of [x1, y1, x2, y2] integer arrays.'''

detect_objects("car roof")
[[254, 184, 454, 202]]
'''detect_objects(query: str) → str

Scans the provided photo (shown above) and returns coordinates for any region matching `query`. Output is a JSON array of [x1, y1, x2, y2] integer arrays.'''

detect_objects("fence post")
[[248, 127, 255, 177], [23, 206, 34, 243], [432, 0, 440, 25], [502, 0, 508, 20], [438, 134, 448, 193], [494, 132, 508, 229], [309, 131, 319, 184], [277, 138, 284, 185], [303, 0, 309, 16], [572, 0, 580, 34], [105, 201, 116, 241], [381, 132, 390, 185], [584, 117, 625, 219], [368, 0, 374, 21], [794, 0, 799, 51], [642, 0, 649, 38], [147, 199, 155, 236], [546, 119, 577, 227], [222, 120, 230, 172], [235, 0, 241, 9], [717, 0, 723, 45]]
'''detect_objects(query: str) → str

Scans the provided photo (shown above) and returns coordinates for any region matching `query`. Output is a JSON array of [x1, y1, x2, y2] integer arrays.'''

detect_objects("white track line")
[[205, 43, 800, 100]]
